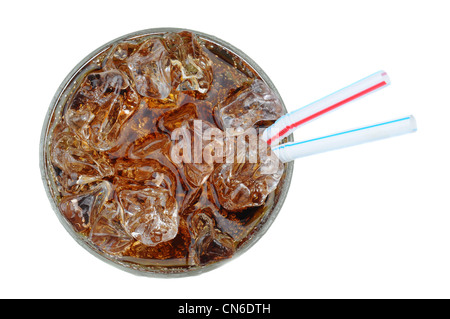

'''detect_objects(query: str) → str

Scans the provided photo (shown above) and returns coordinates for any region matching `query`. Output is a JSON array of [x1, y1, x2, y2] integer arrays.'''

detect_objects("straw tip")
[[409, 115, 418, 132], [379, 70, 391, 85]]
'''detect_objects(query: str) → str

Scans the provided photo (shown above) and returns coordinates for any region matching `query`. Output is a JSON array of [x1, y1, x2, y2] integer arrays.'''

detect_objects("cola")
[[42, 29, 292, 274]]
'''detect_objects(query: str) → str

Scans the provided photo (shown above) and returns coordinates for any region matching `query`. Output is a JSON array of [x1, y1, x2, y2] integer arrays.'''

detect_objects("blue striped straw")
[[272, 115, 417, 162]]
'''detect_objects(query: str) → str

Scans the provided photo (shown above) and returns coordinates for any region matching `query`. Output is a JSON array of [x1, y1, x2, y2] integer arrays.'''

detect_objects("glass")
[[40, 28, 294, 277]]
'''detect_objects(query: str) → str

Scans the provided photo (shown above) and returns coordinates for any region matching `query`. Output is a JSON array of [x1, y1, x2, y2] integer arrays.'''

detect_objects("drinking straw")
[[271, 115, 416, 163], [263, 70, 391, 145]]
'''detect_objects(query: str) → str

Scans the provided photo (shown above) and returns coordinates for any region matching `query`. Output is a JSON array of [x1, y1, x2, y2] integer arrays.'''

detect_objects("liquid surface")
[[45, 30, 287, 272]]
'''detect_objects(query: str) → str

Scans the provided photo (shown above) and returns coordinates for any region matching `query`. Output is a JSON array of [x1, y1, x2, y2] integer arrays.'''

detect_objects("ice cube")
[[212, 134, 284, 212], [65, 70, 139, 151], [125, 38, 172, 99], [215, 79, 283, 130], [114, 158, 177, 196], [162, 31, 213, 96], [59, 181, 113, 232], [190, 210, 235, 266], [89, 201, 134, 254], [50, 124, 113, 193], [117, 186, 179, 246], [170, 119, 224, 187], [104, 40, 141, 71], [157, 103, 198, 134], [127, 132, 172, 160]]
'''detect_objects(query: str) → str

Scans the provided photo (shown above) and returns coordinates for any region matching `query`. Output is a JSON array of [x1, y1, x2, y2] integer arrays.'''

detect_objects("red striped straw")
[[262, 71, 391, 145]]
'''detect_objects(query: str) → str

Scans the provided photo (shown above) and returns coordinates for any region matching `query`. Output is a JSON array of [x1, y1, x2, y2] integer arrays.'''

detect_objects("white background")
[[1, 0, 449, 299]]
